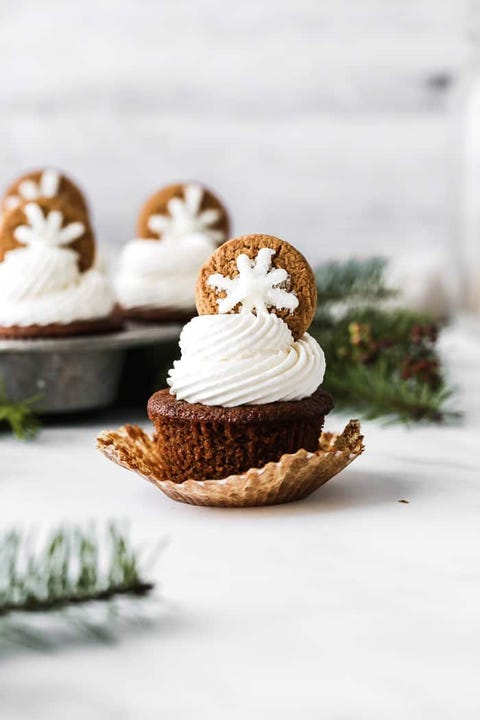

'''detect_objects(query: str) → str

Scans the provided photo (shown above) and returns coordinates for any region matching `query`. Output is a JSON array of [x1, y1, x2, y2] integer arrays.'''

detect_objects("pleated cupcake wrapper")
[[97, 420, 364, 508]]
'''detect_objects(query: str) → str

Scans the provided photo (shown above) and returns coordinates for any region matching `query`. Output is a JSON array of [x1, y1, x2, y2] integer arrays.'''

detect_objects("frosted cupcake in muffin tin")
[[0, 169, 118, 338], [115, 182, 230, 323]]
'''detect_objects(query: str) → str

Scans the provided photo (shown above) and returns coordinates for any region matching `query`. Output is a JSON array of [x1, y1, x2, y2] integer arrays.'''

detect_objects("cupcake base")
[[147, 388, 334, 482], [0, 315, 123, 339], [97, 420, 364, 507], [116, 305, 195, 324]]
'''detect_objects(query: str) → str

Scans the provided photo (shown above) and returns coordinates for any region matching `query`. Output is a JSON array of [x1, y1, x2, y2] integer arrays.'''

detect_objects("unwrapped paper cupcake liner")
[[97, 420, 364, 508]]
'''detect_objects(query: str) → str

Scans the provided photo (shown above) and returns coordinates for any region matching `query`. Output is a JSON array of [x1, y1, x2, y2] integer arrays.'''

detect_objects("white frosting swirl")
[[115, 234, 216, 311], [0, 245, 114, 327], [167, 313, 326, 406]]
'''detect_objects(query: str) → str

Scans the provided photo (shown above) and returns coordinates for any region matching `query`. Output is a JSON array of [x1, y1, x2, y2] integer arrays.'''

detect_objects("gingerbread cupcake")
[[0, 170, 117, 338], [147, 234, 333, 482], [115, 182, 230, 323]]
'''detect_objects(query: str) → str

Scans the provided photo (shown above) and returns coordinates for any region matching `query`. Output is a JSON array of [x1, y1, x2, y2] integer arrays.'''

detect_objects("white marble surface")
[[0, 318, 479, 719]]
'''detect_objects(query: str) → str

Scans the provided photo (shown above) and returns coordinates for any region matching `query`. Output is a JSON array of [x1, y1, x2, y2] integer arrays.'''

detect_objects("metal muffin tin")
[[0, 324, 181, 414]]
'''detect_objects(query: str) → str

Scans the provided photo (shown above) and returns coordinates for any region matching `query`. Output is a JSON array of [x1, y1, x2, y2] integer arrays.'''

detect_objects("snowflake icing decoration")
[[4, 169, 60, 212], [207, 248, 299, 315], [13, 203, 85, 248], [148, 184, 225, 242]]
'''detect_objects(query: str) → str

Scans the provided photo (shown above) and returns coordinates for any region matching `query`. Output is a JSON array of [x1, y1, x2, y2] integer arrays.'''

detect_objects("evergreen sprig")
[[322, 356, 456, 424], [0, 524, 153, 617], [315, 257, 397, 308], [311, 258, 458, 424], [0, 523, 157, 649], [0, 380, 41, 440]]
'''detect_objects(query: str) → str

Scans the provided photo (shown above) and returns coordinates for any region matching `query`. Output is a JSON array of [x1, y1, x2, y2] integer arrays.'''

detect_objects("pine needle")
[[315, 257, 397, 307], [0, 379, 41, 440], [324, 360, 458, 424], [0, 524, 154, 617], [311, 258, 459, 424], [0, 523, 158, 650]]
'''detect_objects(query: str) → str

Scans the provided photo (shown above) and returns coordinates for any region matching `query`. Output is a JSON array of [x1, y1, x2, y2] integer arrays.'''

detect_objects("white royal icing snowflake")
[[207, 247, 299, 315], [13, 203, 85, 248], [147, 184, 225, 242], [4, 169, 60, 212]]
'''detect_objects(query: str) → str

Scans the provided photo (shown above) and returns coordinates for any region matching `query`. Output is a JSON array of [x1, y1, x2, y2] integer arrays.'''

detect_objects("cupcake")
[[0, 169, 118, 338], [115, 182, 230, 323], [147, 234, 333, 482]]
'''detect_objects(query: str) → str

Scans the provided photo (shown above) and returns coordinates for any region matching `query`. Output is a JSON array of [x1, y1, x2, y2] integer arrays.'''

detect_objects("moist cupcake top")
[[167, 234, 326, 407], [148, 386, 333, 424]]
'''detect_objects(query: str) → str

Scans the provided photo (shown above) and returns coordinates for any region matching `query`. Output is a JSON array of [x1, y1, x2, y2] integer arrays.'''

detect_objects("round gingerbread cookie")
[[0, 198, 95, 272], [2, 168, 89, 217], [136, 182, 230, 243], [195, 234, 317, 340]]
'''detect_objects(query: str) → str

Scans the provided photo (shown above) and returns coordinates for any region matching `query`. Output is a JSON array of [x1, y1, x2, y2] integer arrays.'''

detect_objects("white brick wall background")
[[0, 0, 468, 266]]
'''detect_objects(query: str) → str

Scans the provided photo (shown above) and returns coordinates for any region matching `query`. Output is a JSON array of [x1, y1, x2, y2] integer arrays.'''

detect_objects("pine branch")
[[323, 360, 458, 424], [0, 379, 41, 440], [0, 582, 154, 616], [312, 257, 459, 424], [0, 524, 156, 620], [315, 257, 397, 308]]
